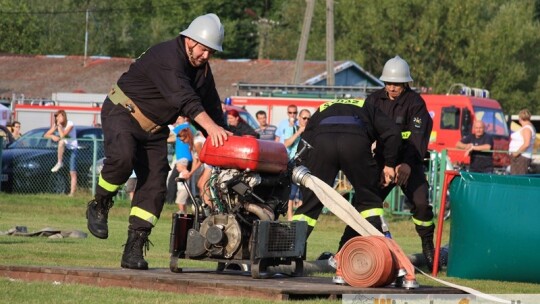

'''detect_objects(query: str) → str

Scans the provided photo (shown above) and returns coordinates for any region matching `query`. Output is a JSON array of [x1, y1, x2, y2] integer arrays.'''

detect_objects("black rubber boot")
[[421, 235, 436, 271], [121, 229, 151, 270], [86, 195, 114, 239]]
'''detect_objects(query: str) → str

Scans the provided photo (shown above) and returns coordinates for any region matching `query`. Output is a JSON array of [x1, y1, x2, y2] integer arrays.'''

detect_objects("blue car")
[[0, 126, 104, 194]]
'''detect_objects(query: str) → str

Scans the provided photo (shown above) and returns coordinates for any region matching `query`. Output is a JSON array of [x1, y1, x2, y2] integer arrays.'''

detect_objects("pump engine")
[[169, 136, 307, 278]]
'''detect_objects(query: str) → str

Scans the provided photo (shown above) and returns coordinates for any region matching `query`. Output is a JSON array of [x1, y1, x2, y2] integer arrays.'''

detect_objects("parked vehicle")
[[423, 85, 510, 171], [229, 83, 511, 171], [12, 93, 258, 136], [0, 126, 104, 194]]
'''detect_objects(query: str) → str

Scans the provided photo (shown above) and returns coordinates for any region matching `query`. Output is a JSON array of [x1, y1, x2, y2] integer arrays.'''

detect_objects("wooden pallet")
[[0, 265, 462, 301]]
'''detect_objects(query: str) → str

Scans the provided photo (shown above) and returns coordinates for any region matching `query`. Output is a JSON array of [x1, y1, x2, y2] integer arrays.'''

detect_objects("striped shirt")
[[255, 125, 277, 141]]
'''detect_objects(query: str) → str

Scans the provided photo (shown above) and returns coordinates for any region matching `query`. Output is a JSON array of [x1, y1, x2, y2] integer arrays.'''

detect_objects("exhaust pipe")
[[245, 203, 274, 221]]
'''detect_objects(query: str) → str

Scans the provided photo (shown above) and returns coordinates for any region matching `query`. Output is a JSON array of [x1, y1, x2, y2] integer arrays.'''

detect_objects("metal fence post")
[[434, 149, 448, 215], [0, 136, 3, 191], [91, 136, 97, 196]]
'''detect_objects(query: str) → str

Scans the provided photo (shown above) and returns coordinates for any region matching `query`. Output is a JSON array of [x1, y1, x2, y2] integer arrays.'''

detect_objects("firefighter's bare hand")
[[395, 163, 411, 186], [382, 166, 395, 187], [207, 125, 231, 147]]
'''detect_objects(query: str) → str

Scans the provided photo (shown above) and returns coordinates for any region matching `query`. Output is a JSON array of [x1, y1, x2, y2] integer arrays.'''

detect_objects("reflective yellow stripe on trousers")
[[130, 207, 158, 226], [98, 174, 121, 192], [360, 208, 384, 218], [412, 217, 434, 227], [293, 208, 384, 227], [291, 214, 317, 228]]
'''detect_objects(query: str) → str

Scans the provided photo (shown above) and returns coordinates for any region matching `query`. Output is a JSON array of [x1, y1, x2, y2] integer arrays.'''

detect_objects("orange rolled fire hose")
[[292, 166, 418, 287], [334, 236, 397, 288]]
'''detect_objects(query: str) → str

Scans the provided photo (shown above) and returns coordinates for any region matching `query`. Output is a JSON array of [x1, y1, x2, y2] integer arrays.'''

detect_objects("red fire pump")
[[169, 136, 307, 278]]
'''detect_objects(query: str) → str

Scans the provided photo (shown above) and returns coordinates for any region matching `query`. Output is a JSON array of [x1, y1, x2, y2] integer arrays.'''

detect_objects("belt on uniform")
[[108, 84, 162, 134], [320, 116, 364, 127]]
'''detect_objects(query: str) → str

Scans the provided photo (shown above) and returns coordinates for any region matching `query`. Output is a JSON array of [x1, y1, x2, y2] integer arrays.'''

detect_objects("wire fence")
[[0, 137, 104, 195], [2, 133, 538, 218]]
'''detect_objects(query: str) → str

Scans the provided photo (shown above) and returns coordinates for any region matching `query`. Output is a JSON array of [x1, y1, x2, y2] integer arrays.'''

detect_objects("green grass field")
[[0, 193, 538, 303]]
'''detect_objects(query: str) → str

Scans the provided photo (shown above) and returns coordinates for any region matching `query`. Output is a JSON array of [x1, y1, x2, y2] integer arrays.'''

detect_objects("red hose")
[[335, 236, 397, 287]]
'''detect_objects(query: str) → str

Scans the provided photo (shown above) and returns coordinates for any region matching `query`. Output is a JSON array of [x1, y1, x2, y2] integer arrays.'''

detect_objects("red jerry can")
[[200, 135, 288, 174]]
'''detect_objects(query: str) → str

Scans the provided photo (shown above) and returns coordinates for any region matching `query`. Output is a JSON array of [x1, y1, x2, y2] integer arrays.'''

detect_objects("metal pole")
[[84, 9, 89, 67], [91, 137, 97, 195], [292, 0, 315, 84], [0, 137, 3, 191], [326, 0, 335, 85]]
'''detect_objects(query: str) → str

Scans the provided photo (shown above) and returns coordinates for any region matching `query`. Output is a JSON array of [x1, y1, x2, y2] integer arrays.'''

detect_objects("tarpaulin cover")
[[447, 172, 540, 283]]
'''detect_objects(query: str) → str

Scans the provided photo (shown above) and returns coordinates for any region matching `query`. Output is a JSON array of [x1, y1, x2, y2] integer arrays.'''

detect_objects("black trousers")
[[378, 161, 434, 238], [295, 132, 383, 232], [98, 99, 170, 230]]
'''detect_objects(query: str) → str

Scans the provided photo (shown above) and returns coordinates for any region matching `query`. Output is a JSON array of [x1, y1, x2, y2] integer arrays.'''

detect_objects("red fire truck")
[[229, 83, 510, 171]]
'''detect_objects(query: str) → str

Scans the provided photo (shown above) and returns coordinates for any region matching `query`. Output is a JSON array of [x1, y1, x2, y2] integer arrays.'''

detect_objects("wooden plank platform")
[[0, 265, 462, 301]]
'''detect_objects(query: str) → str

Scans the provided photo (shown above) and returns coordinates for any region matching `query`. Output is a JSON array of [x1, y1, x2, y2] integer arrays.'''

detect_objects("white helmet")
[[379, 56, 413, 83], [180, 13, 224, 52]]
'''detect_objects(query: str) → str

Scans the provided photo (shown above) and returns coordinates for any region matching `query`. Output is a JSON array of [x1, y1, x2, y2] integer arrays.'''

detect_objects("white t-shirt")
[[509, 124, 536, 158], [63, 120, 78, 149], [193, 132, 212, 169]]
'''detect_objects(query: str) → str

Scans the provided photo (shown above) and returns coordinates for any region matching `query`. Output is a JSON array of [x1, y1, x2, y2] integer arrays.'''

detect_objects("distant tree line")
[[1, 0, 539, 113]]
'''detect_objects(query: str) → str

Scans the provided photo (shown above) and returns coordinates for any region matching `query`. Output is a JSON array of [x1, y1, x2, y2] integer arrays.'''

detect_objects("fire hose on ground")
[[289, 166, 512, 304], [291, 166, 418, 289]]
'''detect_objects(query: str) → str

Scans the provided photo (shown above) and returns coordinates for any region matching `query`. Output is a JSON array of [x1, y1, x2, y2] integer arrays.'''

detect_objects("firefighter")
[[365, 56, 436, 270], [86, 13, 230, 270], [292, 99, 401, 249]]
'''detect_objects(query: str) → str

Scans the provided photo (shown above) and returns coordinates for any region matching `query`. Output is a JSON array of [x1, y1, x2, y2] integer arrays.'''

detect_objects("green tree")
[[0, 1, 43, 54], [1, 0, 540, 114], [267, 0, 540, 113], [0, 0, 266, 58]]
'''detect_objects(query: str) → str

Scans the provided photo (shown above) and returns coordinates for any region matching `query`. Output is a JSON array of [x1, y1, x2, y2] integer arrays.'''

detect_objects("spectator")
[[0, 124, 15, 148], [11, 121, 22, 140], [175, 128, 202, 213], [455, 120, 494, 173], [166, 116, 194, 204], [275, 104, 298, 143], [6, 123, 13, 133], [177, 128, 211, 209], [255, 110, 277, 140], [284, 109, 311, 220], [227, 109, 258, 137], [509, 109, 536, 175], [125, 171, 137, 201], [174, 157, 191, 214], [45, 110, 78, 196]]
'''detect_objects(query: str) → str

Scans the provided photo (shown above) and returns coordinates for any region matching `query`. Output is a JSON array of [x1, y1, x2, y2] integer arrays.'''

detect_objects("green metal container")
[[447, 172, 540, 283]]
